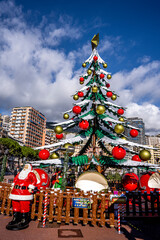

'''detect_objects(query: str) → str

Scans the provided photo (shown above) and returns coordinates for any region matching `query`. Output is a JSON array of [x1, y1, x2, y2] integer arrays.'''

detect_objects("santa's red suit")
[[9, 164, 37, 213]]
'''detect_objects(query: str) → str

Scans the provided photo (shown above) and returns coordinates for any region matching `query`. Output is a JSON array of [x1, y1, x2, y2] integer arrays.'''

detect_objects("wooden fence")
[[0, 183, 160, 228], [0, 184, 115, 227]]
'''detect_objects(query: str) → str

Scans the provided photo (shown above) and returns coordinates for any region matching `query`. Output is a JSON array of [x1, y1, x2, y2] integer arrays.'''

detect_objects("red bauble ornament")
[[130, 129, 138, 138], [117, 109, 124, 115], [79, 77, 84, 82], [79, 120, 89, 130], [39, 149, 50, 160], [106, 83, 110, 88], [93, 56, 98, 61], [132, 155, 141, 162], [34, 168, 50, 190], [112, 146, 126, 160], [72, 105, 81, 114], [56, 133, 63, 139], [100, 73, 105, 79], [106, 91, 113, 97], [122, 173, 139, 191], [78, 91, 84, 97]]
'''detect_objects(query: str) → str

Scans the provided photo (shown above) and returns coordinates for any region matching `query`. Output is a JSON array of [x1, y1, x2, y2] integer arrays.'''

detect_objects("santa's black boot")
[[16, 212, 30, 230], [6, 212, 21, 230]]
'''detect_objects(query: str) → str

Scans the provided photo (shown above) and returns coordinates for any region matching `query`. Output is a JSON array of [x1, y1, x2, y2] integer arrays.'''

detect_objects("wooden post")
[[65, 191, 71, 224], [31, 193, 37, 220], [83, 193, 89, 225], [1, 187, 7, 214], [132, 191, 136, 216], [100, 193, 106, 226], [91, 193, 97, 225], [49, 191, 54, 222], [38, 190, 44, 221], [57, 190, 63, 223], [125, 191, 130, 216], [150, 191, 155, 216], [74, 192, 79, 224]]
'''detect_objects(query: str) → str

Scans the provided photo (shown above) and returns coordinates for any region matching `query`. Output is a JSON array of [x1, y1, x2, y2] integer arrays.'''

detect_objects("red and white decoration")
[[79, 120, 89, 130], [112, 146, 126, 160], [106, 83, 110, 88], [130, 129, 138, 138], [33, 168, 50, 190], [39, 149, 50, 160]]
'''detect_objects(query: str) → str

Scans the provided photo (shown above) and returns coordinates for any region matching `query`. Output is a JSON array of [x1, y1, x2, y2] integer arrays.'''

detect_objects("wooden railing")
[[0, 184, 115, 227]]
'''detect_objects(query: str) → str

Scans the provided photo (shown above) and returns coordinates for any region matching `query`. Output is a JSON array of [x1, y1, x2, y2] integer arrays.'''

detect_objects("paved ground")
[[1, 215, 159, 240]]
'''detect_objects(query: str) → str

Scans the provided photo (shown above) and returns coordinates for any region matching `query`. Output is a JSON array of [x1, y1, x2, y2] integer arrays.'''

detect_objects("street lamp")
[[61, 145, 75, 191]]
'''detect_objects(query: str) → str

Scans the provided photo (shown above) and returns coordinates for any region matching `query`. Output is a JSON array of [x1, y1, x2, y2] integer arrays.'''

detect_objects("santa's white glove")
[[28, 188, 33, 193]]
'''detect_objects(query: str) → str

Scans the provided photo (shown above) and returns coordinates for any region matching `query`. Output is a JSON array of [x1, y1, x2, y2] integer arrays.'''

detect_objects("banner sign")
[[110, 194, 126, 204], [72, 197, 91, 209]]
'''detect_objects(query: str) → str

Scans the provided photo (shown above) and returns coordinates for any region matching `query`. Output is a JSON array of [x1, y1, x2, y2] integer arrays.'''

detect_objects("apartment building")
[[9, 107, 46, 148]]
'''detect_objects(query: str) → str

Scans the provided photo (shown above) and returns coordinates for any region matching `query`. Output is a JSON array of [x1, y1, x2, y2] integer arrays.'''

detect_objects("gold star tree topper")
[[91, 33, 99, 50]]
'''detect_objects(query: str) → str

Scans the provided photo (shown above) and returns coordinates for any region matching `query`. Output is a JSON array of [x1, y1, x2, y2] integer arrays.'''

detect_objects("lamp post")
[[61, 146, 75, 191]]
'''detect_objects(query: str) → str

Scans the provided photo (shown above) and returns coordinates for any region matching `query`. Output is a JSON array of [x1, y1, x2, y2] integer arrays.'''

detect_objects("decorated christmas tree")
[[35, 34, 153, 173]]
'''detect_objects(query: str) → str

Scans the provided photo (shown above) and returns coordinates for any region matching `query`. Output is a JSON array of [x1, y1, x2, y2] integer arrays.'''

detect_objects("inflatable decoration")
[[122, 173, 139, 191], [75, 171, 108, 192], [140, 172, 160, 200]]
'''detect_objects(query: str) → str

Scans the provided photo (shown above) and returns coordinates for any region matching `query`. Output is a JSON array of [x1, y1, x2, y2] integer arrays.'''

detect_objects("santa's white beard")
[[18, 169, 31, 180]]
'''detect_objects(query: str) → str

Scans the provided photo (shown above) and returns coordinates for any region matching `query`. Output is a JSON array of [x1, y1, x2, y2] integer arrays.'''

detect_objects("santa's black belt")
[[14, 185, 29, 190]]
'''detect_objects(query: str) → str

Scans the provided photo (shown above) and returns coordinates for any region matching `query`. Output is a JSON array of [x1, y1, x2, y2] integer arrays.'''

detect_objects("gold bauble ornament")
[[121, 136, 127, 140], [139, 149, 151, 161], [103, 63, 107, 68], [96, 105, 106, 115], [107, 74, 112, 79], [119, 117, 125, 122], [54, 125, 63, 134], [114, 124, 124, 134], [80, 81, 84, 85], [87, 69, 92, 75], [82, 63, 86, 68], [63, 113, 69, 119], [92, 86, 98, 93], [73, 94, 79, 100], [50, 152, 59, 159], [111, 94, 117, 101], [63, 143, 74, 156]]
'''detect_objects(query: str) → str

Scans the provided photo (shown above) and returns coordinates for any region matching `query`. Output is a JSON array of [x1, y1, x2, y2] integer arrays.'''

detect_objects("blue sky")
[[0, 0, 160, 135]]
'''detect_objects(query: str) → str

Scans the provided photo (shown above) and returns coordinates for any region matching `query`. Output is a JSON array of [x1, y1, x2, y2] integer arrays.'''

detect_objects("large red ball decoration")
[[72, 106, 82, 114], [130, 129, 138, 138], [132, 155, 141, 162], [56, 133, 63, 139], [79, 77, 84, 82], [100, 73, 105, 79], [79, 120, 89, 130], [112, 146, 126, 160], [106, 91, 113, 97], [93, 56, 98, 61], [106, 83, 110, 88], [34, 168, 50, 190], [78, 91, 84, 97], [39, 149, 50, 160], [117, 109, 124, 115], [122, 173, 139, 191]]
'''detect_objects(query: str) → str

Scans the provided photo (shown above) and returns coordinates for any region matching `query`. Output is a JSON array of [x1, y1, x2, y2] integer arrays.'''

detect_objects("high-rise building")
[[1, 115, 10, 132], [145, 135, 160, 146], [124, 117, 146, 145], [9, 107, 46, 148], [0, 114, 2, 138]]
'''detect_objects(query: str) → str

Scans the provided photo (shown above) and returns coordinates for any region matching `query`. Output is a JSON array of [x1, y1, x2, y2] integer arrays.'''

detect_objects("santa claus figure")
[[6, 164, 37, 230]]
